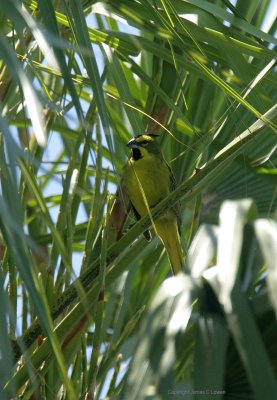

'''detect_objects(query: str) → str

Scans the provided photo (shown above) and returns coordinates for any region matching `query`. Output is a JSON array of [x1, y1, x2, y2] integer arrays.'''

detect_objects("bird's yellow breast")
[[124, 155, 171, 217]]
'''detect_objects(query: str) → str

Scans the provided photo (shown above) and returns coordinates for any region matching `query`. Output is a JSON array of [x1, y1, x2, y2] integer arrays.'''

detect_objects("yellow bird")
[[123, 134, 184, 275]]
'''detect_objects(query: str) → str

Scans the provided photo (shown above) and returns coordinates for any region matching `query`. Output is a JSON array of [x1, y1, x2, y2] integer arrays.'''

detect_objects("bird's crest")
[[134, 134, 158, 143]]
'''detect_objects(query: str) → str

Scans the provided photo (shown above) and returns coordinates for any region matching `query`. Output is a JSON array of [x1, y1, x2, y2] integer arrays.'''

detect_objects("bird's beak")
[[127, 138, 138, 148]]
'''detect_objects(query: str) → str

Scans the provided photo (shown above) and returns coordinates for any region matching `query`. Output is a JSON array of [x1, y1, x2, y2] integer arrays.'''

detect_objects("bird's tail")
[[154, 213, 184, 275]]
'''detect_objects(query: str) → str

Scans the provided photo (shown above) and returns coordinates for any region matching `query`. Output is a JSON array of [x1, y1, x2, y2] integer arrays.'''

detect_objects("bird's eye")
[[141, 140, 148, 145]]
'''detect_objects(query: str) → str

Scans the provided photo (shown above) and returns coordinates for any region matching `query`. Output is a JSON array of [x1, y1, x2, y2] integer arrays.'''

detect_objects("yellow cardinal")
[[123, 134, 184, 274]]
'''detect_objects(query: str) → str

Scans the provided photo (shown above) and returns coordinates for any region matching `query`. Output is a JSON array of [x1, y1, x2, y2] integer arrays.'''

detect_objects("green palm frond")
[[0, 0, 276, 398]]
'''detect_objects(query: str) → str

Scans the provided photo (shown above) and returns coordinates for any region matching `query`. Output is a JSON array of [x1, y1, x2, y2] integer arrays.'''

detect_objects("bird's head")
[[127, 134, 161, 160]]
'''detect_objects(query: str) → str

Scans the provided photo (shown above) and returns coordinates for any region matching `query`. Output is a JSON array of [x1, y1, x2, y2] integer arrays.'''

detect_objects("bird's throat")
[[132, 148, 142, 160]]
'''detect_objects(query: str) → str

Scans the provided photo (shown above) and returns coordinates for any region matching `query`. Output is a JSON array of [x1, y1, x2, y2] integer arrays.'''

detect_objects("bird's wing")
[[131, 204, 152, 241]]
